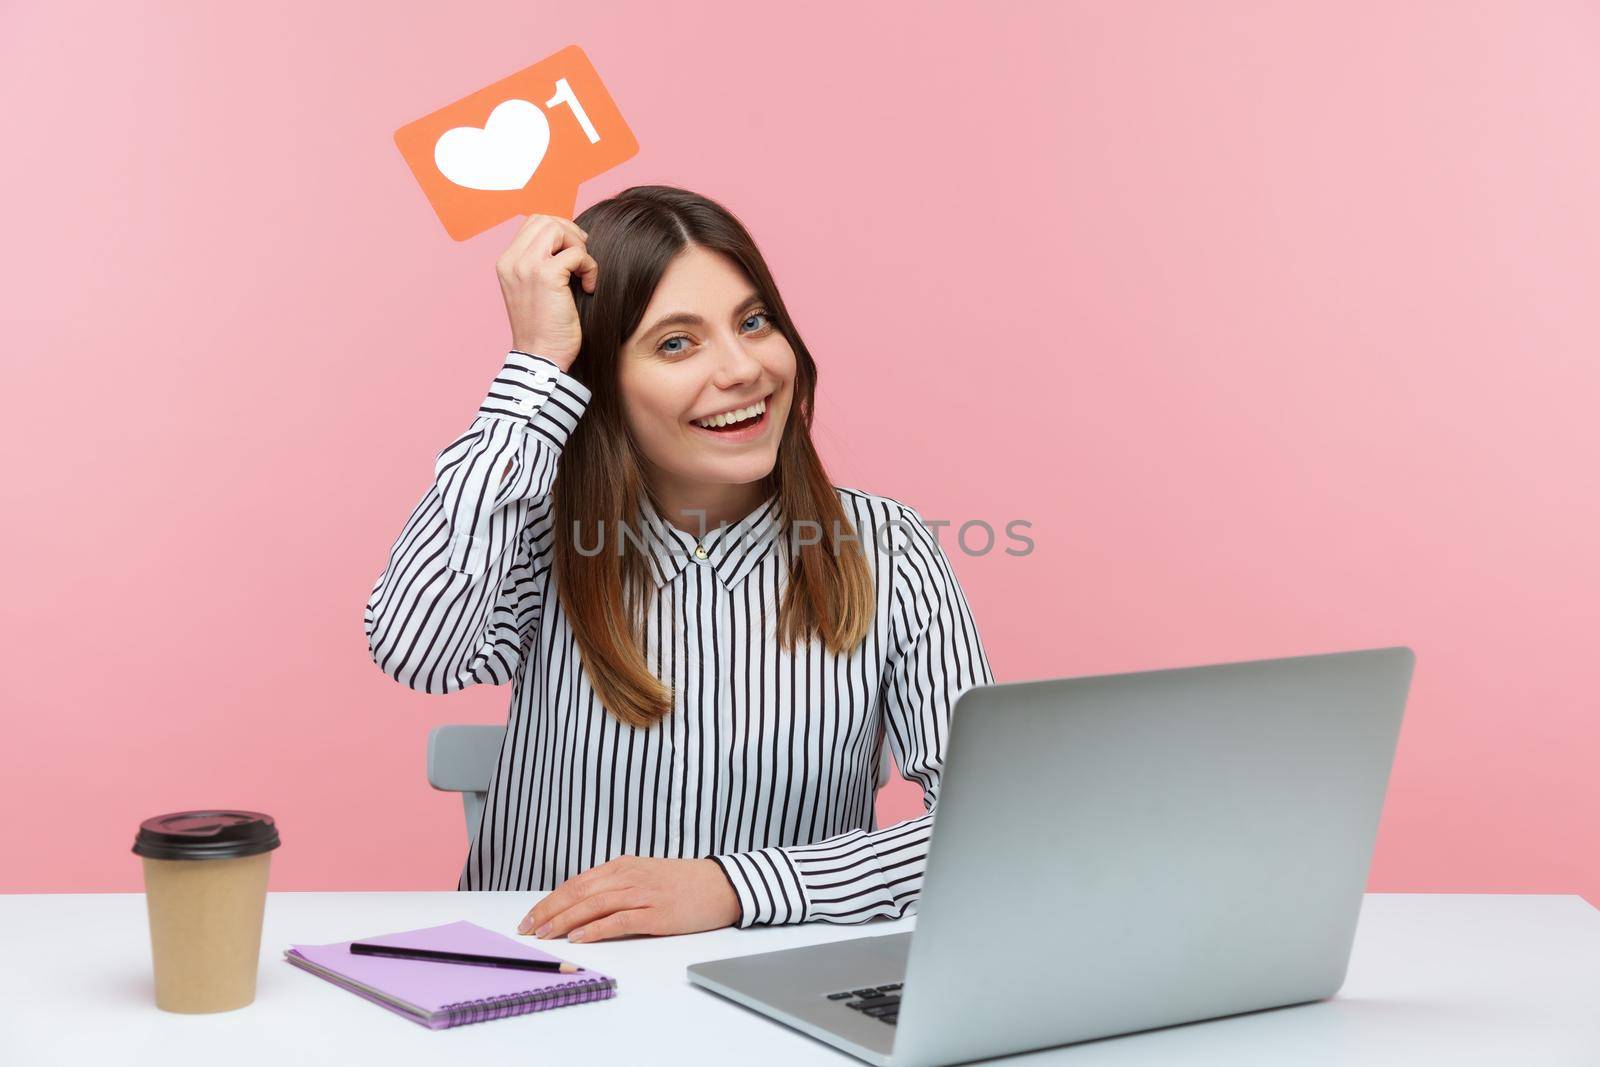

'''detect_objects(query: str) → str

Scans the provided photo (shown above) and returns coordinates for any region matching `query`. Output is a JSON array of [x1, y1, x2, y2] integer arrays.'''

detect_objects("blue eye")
[[657, 309, 774, 354]]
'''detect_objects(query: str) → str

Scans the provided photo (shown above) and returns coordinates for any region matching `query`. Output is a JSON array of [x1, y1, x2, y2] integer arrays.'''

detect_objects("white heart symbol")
[[433, 99, 551, 191]]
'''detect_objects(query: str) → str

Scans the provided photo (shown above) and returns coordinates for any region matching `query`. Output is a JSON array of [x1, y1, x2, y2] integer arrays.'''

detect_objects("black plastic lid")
[[132, 810, 281, 861]]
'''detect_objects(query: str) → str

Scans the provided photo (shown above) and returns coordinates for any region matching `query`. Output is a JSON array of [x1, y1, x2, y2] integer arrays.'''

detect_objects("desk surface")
[[3, 892, 1597, 1066]]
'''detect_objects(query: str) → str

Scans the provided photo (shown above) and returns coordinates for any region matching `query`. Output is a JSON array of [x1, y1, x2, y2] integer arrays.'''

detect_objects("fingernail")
[[518, 919, 532, 934], [568, 928, 585, 942], [536, 921, 553, 938]]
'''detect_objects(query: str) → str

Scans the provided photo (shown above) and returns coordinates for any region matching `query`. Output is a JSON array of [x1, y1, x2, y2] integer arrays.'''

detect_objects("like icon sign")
[[395, 45, 638, 241]]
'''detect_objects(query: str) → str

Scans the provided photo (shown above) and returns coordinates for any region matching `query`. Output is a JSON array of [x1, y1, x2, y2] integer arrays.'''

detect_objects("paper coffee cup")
[[132, 810, 281, 1013]]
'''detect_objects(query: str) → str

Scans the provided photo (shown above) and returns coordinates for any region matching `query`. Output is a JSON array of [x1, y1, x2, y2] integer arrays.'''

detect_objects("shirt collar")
[[635, 490, 786, 591]]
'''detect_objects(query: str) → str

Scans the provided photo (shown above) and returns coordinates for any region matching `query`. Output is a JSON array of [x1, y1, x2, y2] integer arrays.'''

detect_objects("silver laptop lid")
[[889, 646, 1414, 1067]]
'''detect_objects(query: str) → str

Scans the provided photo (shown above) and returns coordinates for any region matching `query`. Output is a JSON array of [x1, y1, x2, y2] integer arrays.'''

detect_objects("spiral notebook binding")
[[440, 975, 617, 1027]]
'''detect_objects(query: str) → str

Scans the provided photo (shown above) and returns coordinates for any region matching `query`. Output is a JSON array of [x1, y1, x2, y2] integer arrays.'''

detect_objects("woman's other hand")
[[496, 213, 598, 371], [516, 856, 742, 942]]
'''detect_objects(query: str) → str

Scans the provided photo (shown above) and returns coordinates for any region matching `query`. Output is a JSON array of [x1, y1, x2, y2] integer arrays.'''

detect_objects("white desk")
[[3, 892, 1597, 1065]]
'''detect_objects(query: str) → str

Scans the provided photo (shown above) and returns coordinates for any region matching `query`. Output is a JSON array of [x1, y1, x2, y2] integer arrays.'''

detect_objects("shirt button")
[[694, 545, 709, 560]]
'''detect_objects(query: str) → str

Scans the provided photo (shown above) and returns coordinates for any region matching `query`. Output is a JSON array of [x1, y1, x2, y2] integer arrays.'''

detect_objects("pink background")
[[1, 1, 1595, 905]]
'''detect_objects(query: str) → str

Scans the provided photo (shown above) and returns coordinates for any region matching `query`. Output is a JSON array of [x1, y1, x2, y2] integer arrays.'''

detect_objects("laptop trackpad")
[[687, 932, 911, 1055]]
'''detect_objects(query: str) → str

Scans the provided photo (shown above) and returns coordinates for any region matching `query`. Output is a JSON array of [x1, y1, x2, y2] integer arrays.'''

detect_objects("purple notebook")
[[283, 919, 617, 1030]]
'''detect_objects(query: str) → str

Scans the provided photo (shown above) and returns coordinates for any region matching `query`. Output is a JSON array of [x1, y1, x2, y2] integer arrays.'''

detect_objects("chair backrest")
[[428, 723, 896, 845]]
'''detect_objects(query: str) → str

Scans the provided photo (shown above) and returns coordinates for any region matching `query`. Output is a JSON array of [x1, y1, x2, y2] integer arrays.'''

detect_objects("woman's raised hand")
[[496, 214, 599, 372]]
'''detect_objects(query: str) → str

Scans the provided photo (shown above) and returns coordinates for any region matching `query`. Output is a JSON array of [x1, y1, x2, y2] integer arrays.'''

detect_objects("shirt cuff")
[[711, 826, 911, 929], [708, 847, 808, 928], [477, 350, 592, 452]]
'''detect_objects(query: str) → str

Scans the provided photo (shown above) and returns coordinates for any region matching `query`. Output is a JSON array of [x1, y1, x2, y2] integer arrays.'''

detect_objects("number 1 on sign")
[[546, 78, 600, 144]]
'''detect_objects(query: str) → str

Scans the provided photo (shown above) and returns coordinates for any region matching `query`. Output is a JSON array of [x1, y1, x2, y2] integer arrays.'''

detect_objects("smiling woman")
[[614, 244, 796, 534], [364, 185, 993, 945]]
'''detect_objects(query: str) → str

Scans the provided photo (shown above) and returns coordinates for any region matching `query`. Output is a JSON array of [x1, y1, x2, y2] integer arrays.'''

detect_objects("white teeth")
[[694, 397, 766, 428]]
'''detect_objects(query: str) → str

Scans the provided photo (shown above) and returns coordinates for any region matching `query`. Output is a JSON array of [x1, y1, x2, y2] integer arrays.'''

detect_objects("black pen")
[[350, 941, 584, 973]]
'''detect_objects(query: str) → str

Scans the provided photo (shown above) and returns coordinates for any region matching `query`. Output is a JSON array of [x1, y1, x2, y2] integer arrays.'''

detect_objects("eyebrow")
[[636, 292, 765, 343]]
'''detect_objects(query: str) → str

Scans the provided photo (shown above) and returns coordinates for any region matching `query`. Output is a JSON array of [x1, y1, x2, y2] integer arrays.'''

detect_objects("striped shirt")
[[364, 349, 994, 928]]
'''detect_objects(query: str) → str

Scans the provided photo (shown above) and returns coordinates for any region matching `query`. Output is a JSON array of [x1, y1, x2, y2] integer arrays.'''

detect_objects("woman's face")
[[618, 243, 795, 500]]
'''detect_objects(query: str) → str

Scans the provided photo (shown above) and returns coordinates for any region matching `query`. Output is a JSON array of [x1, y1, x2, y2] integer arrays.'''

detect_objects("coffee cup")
[[131, 810, 281, 1013]]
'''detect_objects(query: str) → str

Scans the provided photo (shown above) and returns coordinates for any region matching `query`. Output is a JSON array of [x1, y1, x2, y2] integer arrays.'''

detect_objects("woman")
[[365, 185, 993, 944]]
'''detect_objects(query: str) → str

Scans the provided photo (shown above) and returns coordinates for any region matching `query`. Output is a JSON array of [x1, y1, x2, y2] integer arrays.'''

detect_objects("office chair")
[[428, 723, 897, 845]]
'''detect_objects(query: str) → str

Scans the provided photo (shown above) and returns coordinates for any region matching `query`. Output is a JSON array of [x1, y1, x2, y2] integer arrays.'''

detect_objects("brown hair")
[[550, 185, 874, 729]]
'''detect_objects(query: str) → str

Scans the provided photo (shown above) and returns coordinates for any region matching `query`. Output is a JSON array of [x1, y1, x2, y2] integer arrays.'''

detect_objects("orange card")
[[394, 45, 639, 241]]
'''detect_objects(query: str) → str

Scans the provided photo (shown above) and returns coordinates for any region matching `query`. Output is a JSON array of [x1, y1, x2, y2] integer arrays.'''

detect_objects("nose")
[[711, 336, 763, 391]]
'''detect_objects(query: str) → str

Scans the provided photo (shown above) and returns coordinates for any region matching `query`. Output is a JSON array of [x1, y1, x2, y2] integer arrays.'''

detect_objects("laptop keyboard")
[[824, 982, 903, 1024]]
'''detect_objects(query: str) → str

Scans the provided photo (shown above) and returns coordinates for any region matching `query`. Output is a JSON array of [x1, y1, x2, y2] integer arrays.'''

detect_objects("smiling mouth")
[[689, 392, 773, 432]]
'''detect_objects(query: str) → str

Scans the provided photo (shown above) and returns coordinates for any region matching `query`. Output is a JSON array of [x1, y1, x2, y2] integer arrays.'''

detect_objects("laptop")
[[686, 646, 1415, 1067]]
